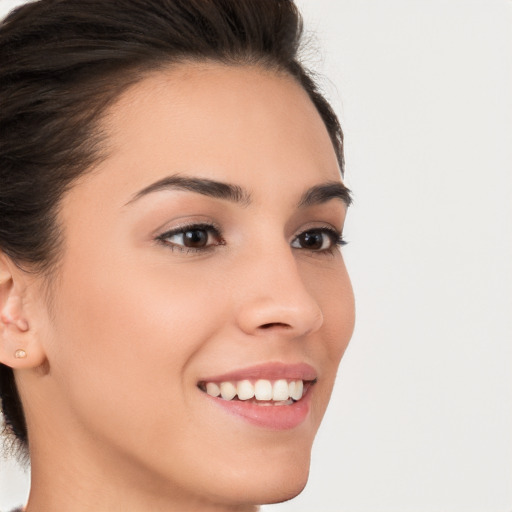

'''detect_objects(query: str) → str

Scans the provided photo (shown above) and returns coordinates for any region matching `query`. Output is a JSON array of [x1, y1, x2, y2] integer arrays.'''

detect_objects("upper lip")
[[198, 362, 317, 383]]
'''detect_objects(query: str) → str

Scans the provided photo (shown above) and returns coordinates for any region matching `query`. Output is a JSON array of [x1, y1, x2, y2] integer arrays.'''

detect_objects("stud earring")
[[14, 349, 27, 359]]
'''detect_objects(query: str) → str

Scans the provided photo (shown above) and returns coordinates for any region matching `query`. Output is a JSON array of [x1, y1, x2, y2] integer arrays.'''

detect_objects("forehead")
[[79, 62, 342, 206]]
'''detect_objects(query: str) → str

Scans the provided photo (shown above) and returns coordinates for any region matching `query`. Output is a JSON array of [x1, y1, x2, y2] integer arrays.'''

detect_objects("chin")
[[260, 472, 310, 506], [218, 469, 310, 509], [210, 445, 312, 508]]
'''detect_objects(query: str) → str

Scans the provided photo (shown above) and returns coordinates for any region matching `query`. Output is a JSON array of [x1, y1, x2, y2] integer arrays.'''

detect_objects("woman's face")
[[30, 64, 354, 508]]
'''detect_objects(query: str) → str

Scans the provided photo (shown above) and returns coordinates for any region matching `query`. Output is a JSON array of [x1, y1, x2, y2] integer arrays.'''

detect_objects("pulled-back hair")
[[0, 0, 344, 457]]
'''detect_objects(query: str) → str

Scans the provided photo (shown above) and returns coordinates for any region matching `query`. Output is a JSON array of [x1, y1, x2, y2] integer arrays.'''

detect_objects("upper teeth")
[[204, 379, 305, 402]]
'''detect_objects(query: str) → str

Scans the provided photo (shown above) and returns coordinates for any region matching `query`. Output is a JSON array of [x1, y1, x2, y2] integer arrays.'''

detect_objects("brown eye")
[[158, 223, 223, 251], [291, 228, 344, 252], [183, 229, 208, 248], [296, 231, 324, 250]]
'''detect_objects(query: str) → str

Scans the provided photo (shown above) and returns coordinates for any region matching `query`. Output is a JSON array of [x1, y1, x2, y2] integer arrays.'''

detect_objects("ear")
[[0, 253, 46, 369]]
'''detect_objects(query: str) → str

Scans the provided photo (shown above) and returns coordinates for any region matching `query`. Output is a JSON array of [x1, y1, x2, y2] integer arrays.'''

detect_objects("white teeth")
[[272, 379, 289, 401], [206, 382, 221, 397], [203, 378, 308, 403], [254, 379, 273, 400], [290, 379, 303, 401], [237, 380, 255, 400], [220, 381, 237, 401]]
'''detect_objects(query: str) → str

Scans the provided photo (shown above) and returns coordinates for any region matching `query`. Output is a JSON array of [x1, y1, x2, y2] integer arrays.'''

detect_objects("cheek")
[[46, 252, 229, 435], [306, 257, 355, 351], [304, 259, 354, 409], [53, 246, 226, 349], [325, 270, 355, 359]]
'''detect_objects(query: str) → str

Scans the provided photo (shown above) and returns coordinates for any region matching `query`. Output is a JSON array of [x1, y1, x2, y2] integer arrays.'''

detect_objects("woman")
[[0, 0, 354, 510]]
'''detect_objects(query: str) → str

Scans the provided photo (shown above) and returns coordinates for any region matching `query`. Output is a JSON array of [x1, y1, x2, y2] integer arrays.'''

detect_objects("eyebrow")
[[298, 181, 352, 208], [126, 175, 251, 206], [126, 175, 352, 208]]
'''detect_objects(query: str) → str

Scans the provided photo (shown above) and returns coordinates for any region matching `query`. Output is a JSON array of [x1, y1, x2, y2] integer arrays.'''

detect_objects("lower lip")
[[204, 388, 313, 430]]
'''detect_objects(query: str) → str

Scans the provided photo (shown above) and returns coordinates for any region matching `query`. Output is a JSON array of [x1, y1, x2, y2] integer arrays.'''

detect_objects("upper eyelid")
[[157, 222, 221, 238], [292, 226, 345, 243], [155, 223, 344, 256], [293, 224, 342, 238], [157, 222, 342, 238], [155, 223, 223, 253]]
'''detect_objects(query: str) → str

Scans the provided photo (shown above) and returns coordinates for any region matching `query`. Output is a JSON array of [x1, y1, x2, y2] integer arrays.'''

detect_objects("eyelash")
[[156, 223, 224, 254], [155, 223, 347, 254]]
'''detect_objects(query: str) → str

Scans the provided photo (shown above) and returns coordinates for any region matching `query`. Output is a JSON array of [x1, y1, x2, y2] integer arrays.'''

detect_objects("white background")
[[1, 0, 511, 511]]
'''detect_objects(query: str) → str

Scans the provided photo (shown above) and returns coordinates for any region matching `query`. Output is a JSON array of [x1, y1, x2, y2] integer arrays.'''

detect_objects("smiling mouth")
[[197, 378, 316, 405]]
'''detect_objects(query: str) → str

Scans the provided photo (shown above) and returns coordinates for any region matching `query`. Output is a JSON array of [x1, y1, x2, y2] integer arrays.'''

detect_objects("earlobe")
[[0, 253, 46, 369]]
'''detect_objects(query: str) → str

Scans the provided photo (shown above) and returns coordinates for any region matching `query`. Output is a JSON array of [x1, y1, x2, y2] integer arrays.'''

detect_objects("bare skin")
[[0, 63, 355, 512]]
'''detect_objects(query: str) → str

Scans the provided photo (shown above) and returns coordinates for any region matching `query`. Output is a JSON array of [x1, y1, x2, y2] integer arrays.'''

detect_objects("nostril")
[[259, 322, 290, 329]]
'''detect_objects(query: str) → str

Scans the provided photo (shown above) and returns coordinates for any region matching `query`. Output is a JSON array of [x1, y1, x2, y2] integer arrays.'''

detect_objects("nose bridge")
[[235, 242, 324, 337]]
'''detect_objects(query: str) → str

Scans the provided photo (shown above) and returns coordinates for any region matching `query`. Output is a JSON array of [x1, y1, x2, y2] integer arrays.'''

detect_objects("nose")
[[234, 247, 324, 339]]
